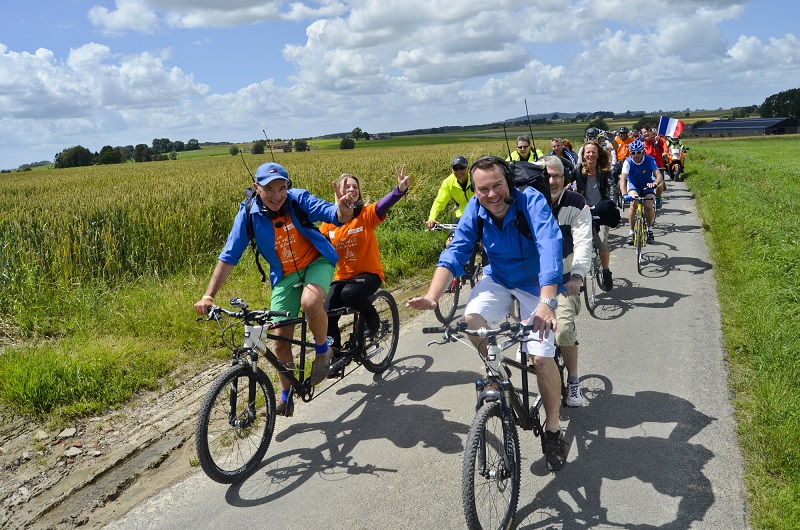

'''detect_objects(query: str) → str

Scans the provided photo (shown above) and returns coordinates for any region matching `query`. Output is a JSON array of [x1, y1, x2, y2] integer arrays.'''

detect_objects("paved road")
[[104, 180, 749, 530]]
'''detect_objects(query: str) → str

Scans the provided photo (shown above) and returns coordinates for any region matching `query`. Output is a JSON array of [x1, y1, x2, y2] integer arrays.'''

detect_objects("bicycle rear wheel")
[[358, 290, 400, 373], [434, 276, 460, 323], [462, 401, 521, 530], [195, 364, 276, 484]]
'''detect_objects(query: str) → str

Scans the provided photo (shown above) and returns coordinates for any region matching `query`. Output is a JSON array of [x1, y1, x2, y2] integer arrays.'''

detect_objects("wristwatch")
[[539, 297, 558, 310]]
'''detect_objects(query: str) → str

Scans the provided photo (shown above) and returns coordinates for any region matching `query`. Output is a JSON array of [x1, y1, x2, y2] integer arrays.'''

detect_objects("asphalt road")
[[104, 180, 750, 530]]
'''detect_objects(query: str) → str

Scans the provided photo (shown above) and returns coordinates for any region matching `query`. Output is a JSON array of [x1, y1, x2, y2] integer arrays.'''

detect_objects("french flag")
[[657, 116, 685, 138]]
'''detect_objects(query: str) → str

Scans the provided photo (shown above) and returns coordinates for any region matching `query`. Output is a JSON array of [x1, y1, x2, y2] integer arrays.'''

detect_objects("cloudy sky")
[[1, 0, 798, 169]]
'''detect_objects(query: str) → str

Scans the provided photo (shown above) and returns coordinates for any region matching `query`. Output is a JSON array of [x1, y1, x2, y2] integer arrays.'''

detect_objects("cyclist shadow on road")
[[223, 353, 474, 507], [589, 278, 688, 320], [515, 375, 717, 529]]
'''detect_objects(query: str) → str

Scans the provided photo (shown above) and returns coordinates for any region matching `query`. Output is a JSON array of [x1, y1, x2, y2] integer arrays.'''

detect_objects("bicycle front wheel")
[[434, 277, 460, 323], [195, 364, 276, 484], [359, 290, 400, 373], [583, 251, 600, 314], [635, 217, 645, 275], [462, 401, 521, 530]]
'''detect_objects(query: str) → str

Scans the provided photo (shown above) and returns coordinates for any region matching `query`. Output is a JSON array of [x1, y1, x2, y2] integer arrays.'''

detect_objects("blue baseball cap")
[[255, 162, 290, 186]]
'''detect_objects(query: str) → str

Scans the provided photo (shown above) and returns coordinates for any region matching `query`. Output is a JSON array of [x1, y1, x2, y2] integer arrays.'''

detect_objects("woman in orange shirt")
[[320, 165, 410, 350]]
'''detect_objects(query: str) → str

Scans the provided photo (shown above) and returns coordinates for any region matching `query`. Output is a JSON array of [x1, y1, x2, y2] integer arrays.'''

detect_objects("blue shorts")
[[626, 184, 657, 196]]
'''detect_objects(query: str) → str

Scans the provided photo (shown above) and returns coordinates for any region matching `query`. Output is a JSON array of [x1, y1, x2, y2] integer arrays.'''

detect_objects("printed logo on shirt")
[[347, 226, 364, 235]]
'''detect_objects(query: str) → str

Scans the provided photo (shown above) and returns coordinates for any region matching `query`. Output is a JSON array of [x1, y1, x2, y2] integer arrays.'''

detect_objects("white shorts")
[[464, 276, 557, 358]]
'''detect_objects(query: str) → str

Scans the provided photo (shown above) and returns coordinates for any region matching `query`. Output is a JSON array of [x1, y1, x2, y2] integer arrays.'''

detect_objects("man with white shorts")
[[407, 156, 567, 471]]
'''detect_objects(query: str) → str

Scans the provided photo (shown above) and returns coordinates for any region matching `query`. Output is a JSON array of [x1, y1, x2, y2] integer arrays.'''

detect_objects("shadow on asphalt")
[[516, 374, 718, 529], [221, 353, 474, 507]]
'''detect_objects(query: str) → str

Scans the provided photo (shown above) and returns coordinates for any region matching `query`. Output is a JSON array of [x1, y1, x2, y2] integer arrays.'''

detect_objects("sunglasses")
[[630, 150, 645, 156], [452, 165, 466, 171], [517, 145, 530, 149]]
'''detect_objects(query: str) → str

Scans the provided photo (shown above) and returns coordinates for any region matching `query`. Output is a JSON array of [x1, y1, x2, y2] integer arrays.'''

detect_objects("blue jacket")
[[437, 187, 563, 295], [218, 188, 341, 286]]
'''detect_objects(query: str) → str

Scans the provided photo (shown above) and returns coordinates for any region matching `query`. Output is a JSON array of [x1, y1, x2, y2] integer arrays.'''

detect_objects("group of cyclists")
[[193, 123, 681, 471]]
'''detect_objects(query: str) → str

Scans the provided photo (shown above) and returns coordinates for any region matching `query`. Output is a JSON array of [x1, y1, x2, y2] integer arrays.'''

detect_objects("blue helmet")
[[629, 139, 645, 152]]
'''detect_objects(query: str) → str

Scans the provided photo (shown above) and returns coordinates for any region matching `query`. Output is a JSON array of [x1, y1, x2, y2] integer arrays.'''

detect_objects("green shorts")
[[270, 257, 335, 320]]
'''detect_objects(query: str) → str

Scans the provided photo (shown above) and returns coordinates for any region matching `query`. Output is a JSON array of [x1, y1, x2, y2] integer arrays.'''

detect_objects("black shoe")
[[544, 429, 567, 471], [601, 269, 613, 291], [646, 231, 655, 244]]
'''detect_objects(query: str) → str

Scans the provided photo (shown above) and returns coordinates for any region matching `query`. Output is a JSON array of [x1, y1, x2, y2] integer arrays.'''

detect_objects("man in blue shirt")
[[407, 156, 568, 471], [619, 140, 664, 244]]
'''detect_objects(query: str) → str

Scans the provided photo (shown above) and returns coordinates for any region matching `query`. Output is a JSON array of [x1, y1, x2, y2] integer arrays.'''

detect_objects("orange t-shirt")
[[319, 203, 386, 282], [273, 214, 321, 275], [614, 135, 635, 162]]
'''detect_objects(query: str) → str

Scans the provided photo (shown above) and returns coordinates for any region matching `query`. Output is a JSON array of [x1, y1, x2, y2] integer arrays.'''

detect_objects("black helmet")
[[618, 126, 629, 134], [585, 127, 600, 140]]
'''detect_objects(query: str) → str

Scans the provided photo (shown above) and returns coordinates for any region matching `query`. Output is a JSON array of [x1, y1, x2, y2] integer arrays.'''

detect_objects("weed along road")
[[104, 180, 749, 530]]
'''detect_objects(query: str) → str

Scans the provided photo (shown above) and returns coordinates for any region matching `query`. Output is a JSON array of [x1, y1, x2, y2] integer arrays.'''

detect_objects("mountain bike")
[[424, 320, 567, 530], [195, 289, 399, 484], [428, 223, 486, 324]]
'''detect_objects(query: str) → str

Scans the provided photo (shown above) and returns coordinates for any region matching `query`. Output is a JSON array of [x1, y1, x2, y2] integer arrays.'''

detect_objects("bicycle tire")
[[635, 216, 645, 275], [466, 246, 483, 288], [358, 290, 400, 373], [434, 277, 460, 323], [462, 400, 521, 530], [195, 364, 276, 484], [554, 348, 569, 405], [582, 249, 600, 314]]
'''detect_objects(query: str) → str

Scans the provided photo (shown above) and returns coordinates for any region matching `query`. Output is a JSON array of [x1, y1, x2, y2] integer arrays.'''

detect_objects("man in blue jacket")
[[407, 156, 568, 471], [194, 162, 357, 416]]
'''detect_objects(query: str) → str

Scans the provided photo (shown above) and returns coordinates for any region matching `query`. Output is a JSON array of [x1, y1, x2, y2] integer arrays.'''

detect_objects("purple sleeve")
[[375, 186, 405, 218]]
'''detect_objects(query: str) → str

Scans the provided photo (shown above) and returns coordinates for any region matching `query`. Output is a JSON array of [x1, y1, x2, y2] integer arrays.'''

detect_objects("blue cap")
[[255, 162, 290, 186]]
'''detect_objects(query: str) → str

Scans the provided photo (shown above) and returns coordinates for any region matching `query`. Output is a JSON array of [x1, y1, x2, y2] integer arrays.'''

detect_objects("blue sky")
[[1, 0, 798, 169]]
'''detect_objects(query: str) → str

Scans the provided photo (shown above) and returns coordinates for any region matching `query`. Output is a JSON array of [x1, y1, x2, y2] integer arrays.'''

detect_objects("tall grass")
[[0, 142, 506, 418], [687, 136, 800, 530]]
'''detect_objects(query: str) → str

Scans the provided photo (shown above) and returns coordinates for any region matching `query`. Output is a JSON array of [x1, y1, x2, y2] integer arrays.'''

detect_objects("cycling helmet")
[[618, 126, 629, 134], [629, 139, 645, 152], [585, 127, 600, 141]]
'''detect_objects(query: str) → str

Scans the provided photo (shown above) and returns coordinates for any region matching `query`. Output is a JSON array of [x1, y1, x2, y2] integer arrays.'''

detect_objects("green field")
[[1, 131, 797, 529]]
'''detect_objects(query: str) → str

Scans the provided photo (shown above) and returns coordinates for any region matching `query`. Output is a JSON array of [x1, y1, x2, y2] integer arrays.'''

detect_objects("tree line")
[[53, 138, 201, 169]]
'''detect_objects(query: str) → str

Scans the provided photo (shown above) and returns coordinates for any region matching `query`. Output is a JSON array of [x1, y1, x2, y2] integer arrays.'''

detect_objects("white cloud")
[[88, 0, 160, 35]]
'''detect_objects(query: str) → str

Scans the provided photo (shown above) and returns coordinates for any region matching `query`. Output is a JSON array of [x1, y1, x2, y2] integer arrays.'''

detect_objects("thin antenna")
[[263, 130, 276, 162], [239, 151, 255, 183], [524, 99, 539, 161], [502, 122, 513, 161]]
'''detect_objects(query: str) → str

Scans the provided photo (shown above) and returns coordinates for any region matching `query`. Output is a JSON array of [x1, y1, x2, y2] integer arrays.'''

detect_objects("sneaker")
[[626, 233, 634, 246], [544, 429, 567, 471], [646, 231, 655, 244], [276, 397, 294, 417], [565, 382, 583, 407], [309, 347, 333, 386], [601, 269, 613, 292]]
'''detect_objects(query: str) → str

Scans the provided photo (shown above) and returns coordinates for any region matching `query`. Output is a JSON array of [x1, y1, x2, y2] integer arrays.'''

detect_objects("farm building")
[[693, 117, 799, 137]]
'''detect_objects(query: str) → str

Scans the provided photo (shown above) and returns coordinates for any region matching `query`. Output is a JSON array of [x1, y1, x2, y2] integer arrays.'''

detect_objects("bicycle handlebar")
[[427, 222, 458, 232], [203, 299, 291, 325], [423, 320, 536, 340]]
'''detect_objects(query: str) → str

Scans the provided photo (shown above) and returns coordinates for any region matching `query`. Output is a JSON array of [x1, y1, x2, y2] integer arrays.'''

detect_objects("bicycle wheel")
[[554, 348, 568, 405], [582, 251, 599, 314], [434, 276, 460, 323], [635, 216, 645, 275], [463, 401, 521, 530], [358, 290, 399, 373], [466, 246, 483, 288], [195, 364, 276, 484]]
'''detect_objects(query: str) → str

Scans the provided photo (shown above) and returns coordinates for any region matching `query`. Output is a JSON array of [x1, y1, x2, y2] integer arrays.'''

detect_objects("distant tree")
[[186, 139, 200, 151], [632, 116, 660, 131], [587, 118, 609, 132], [54, 145, 94, 168], [173, 140, 185, 152], [282, 141, 293, 153], [692, 120, 708, 130], [760, 88, 800, 118], [252, 140, 266, 155], [351, 127, 363, 140], [229, 146, 240, 156], [152, 138, 174, 154], [169, 150, 177, 160], [133, 143, 151, 162], [551, 114, 559, 121], [340, 137, 355, 149], [295, 139, 309, 152], [97, 145, 122, 165], [118, 146, 133, 162]]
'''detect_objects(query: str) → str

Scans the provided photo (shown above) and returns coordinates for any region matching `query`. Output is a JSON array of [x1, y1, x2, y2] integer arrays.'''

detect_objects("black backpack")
[[243, 188, 317, 283]]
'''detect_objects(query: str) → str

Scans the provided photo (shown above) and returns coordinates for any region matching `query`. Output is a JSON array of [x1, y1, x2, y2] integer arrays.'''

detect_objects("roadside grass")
[[687, 136, 800, 530]]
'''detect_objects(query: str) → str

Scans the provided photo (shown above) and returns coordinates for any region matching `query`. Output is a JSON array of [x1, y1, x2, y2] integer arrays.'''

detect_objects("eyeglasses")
[[452, 165, 466, 171], [517, 145, 530, 150], [630, 150, 644, 156]]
